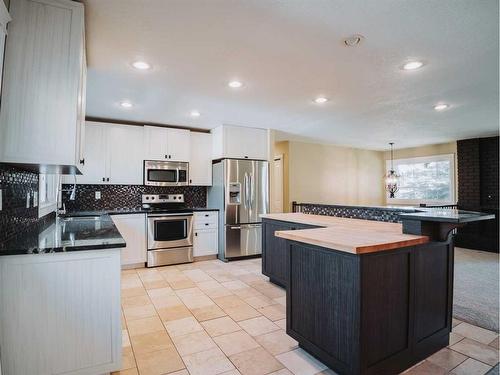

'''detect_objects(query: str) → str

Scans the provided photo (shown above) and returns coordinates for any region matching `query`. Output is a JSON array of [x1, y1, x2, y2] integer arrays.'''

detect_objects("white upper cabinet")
[[73, 122, 144, 185], [0, 0, 85, 171], [212, 125, 268, 160], [0, 1, 11, 96], [189, 132, 212, 186], [144, 126, 190, 162]]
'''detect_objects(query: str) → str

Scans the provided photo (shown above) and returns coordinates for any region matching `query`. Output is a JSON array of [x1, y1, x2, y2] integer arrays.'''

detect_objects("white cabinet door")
[[167, 128, 190, 162], [212, 125, 268, 160], [107, 125, 144, 185], [193, 229, 218, 257], [0, 2, 11, 97], [144, 126, 168, 161], [189, 132, 212, 185], [112, 214, 147, 266], [76, 122, 107, 184], [0, 0, 84, 167]]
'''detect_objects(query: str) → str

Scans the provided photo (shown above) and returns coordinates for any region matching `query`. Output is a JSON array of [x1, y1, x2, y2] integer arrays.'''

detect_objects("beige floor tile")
[[221, 280, 249, 290], [157, 305, 193, 322], [196, 280, 222, 291], [213, 330, 261, 356], [316, 369, 338, 375], [121, 347, 137, 370], [205, 286, 234, 298], [229, 347, 284, 375], [275, 319, 287, 330], [179, 293, 215, 309], [175, 287, 205, 297], [210, 272, 237, 283], [183, 269, 213, 282], [232, 287, 262, 299], [450, 338, 500, 366], [238, 316, 280, 336], [122, 329, 131, 348], [122, 276, 143, 289], [121, 295, 151, 308], [130, 331, 174, 355], [453, 322, 499, 345], [142, 279, 170, 290], [172, 330, 217, 356], [268, 369, 293, 375], [451, 358, 492, 375], [244, 295, 275, 309], [170, 279, 197, 290], [452, 318, 463, 328], [426, 347, 467, 370], [191, 304, 227, 321], [213, 295, 247, 309], [127, 316, 165, 337], [257, 304, 286, 321], [255, 330, 298, 355], [490, 337, 500, 349], [276, 348, 328, 375], [224, 304, 262, 322], [123, 304, 157, 321], [150, 294, 183, 309], [220, 370, 242, 375], [202, 316, 242, 337], [122, 287, 148, 298], [168, 370, 190, 375], [238, 274, 264, 284], [182, 347, 236, 375], [111, 367, 139, 375], [165, 316, 204, 337], [274, 296, 287, 306], [147, 286, 175, 298], [258, 286, 285, 299], [135, 347, 185, 375], [449, 332, 465, 346]]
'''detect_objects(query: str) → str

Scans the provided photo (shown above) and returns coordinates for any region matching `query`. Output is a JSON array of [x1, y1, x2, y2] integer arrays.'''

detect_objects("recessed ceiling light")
[[402, 61, 424, 70], [120, 101, 133, 108], [190, 110, 201, 117], [434, 103, 450, 111], [228, 80, 243, 88], [314, 97, 329, 104], [343, 34, 365, 47], [132, 61, 151, 70]]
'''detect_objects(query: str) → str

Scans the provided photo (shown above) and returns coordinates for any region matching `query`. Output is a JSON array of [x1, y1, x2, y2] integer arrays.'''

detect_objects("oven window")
[[155, 219, 187, 241], [148, 169, 177, 183]]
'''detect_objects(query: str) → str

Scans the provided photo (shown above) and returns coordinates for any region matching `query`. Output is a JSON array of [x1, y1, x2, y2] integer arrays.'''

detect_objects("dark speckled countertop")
[[0, 214, 126, 256], [399, 209, 495, 223], [62, 207, 218, 217]]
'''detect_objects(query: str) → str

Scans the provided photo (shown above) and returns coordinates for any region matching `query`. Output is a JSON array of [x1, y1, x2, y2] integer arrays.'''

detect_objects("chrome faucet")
[[56, 174, 77, 217]]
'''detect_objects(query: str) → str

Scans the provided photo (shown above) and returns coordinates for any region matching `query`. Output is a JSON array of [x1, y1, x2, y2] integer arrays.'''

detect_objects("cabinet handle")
[[195, 232, 197, 236], [169, 155, 172, 159], [205, 223, 209, 226], [80, 158, 85, 165], [165, 155, 168, 159], [107, 178, 110, 182], [102, 177, 105, 182], [205, 214, 209, 217], [244, 156, 249, 158]]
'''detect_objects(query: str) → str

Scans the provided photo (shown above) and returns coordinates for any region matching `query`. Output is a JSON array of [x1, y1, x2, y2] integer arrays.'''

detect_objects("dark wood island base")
[[261, 210, 494, 375]]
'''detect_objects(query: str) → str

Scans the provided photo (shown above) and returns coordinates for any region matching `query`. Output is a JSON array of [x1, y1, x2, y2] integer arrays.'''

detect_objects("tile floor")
[[113, 258, 499, 375]]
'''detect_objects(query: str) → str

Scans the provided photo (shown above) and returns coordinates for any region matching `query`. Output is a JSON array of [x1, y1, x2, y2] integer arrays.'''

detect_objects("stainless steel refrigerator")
[[208, 159, 269, 261]]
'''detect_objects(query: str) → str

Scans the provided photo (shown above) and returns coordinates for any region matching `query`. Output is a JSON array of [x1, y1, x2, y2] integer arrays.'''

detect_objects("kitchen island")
[[0, 214, 124, 375], [261, 210, 494, 375]]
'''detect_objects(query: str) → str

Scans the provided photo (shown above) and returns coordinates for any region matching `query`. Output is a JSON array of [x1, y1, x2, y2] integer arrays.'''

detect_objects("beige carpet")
[[454, 247, 499, 332]]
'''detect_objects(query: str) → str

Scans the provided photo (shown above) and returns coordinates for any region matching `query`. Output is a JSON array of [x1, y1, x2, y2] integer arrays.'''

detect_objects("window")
[[39, 174, 59, 218], [386, 154, 455, 205]]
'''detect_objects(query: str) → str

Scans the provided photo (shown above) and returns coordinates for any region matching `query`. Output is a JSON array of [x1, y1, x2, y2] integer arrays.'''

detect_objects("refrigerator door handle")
[[244, 173, 250, 209], [249, 173, 254, 209]]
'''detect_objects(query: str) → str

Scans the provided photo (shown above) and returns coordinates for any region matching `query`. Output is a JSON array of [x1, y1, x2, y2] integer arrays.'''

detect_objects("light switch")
[[95, 191, 101, 200]]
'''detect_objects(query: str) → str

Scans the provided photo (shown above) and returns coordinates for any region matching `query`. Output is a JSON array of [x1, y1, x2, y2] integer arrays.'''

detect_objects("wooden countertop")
[[261, 213, 429, 254]]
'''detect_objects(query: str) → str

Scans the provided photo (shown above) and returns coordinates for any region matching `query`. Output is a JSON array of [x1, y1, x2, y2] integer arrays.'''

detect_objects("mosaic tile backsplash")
[[61, 184, 207, 212], [294, 203, 417, 223], [0, 164, 39, 243]]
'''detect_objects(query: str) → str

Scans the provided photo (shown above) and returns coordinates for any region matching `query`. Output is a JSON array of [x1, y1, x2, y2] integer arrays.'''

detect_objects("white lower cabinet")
[[0, 249, 122, 375], [193, 211, 218, 257], [111, 214, 147, 266]]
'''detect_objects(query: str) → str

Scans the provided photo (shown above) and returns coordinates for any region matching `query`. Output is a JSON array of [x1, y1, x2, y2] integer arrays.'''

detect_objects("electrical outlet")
[[26, 192, 31, 208], [95, 191, 101, 200], [33, 191, 38, 207]]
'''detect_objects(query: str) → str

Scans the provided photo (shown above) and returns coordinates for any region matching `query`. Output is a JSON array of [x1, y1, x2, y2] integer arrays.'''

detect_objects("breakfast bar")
[[261, 210, 494, 375]]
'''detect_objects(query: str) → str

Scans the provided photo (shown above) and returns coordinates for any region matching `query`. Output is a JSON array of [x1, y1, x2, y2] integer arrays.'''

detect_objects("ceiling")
[[83, 0, 499, 151]]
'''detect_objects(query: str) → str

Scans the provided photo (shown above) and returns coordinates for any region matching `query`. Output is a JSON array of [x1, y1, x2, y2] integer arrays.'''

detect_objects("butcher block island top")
[[261, 212, 429, 254]]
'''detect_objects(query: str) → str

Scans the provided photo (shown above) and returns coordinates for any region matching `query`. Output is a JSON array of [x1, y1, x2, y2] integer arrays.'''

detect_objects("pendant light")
[[385, 142, 400, 198]]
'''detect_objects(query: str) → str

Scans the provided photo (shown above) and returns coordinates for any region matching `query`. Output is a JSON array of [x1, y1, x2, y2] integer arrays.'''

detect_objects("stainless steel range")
[[143, 194, 193, 267]]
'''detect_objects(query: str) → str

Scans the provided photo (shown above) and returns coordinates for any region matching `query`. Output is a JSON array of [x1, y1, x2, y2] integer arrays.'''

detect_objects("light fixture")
[[434, 103, 449, 111], [120, 101, 133, 108], [132, 61, 151, 70], [402, 61, 424, 70], [343, 34, 365, 47], [228, 80, 243, 88], [384, 142, 400, 198], [314, 97, 329, 104], [190, 110, 201, 117]]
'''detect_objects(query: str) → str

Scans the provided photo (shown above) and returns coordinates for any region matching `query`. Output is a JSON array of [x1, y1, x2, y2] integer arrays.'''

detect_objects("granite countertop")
[[63, 207, 218, 217], [0, 214, 126, 256], [399, 209, 495, 223], [262, 213, 429, 254]]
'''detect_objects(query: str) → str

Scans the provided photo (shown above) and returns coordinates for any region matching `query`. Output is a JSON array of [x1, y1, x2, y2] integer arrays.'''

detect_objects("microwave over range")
[[144, 160, 189, 186]]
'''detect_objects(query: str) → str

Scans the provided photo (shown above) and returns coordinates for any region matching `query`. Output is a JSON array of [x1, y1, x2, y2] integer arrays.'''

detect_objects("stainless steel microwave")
[[144, 160, 189, 186]]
